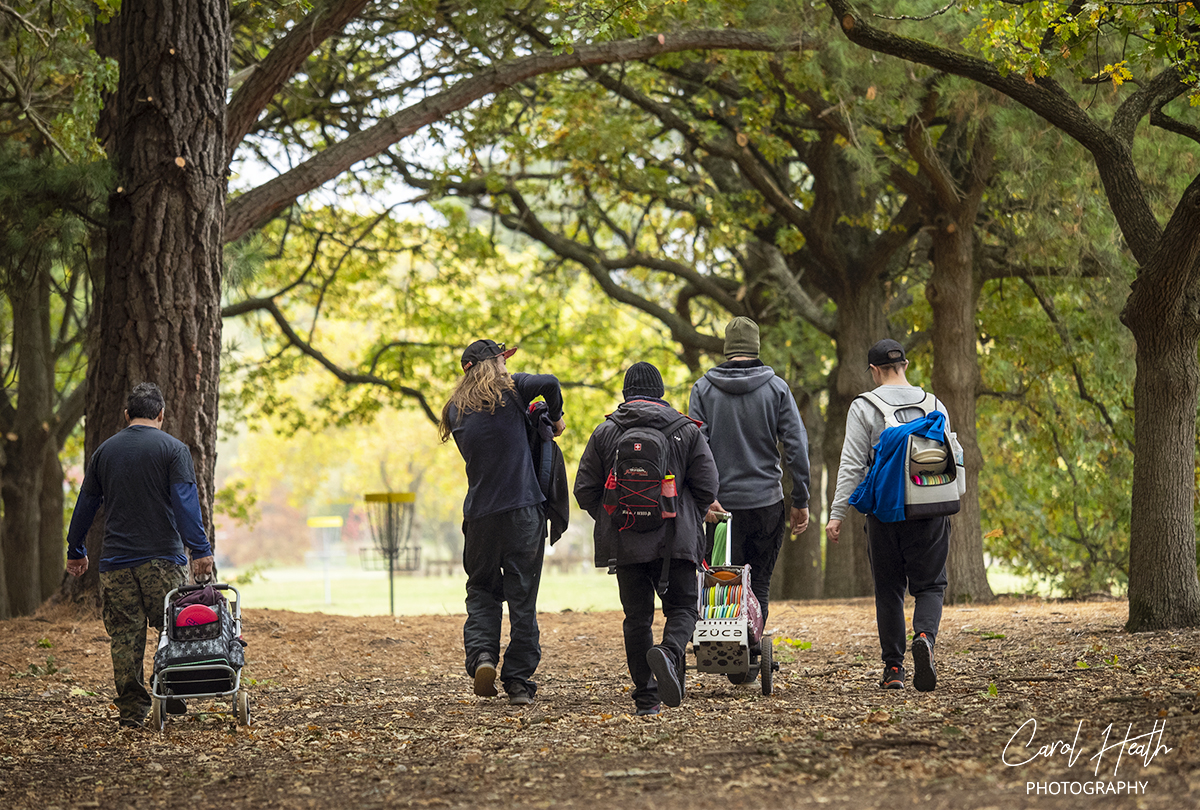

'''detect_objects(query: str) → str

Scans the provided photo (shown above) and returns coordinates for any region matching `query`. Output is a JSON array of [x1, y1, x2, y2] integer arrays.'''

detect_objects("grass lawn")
[[222, 562, 1047, 616]]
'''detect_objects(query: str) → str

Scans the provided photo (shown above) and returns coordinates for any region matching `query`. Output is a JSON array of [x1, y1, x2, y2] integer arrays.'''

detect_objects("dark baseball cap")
[[867, 339, 906, 367], [460, 339, 517, 370]]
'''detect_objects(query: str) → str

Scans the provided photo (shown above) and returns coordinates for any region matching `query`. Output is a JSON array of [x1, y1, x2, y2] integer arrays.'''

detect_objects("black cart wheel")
[[236, 689, 251, 726], [760, 640, 774, 696], [149, 696, 165, 732]]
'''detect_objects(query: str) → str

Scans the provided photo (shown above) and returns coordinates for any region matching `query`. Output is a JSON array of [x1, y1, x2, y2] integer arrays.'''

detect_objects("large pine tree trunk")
[[1122, 180, 1200, 631], [59, 0, 229, 609], [823, 280, 884, 597], [773, 396, 824, 600], [39, 444, 66, 600], [1, 268, 53, 615], [927, 218, 993, 604]]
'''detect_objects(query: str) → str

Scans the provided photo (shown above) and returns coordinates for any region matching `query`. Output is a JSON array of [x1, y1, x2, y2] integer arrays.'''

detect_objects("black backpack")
[[602, 415, 692, 532]]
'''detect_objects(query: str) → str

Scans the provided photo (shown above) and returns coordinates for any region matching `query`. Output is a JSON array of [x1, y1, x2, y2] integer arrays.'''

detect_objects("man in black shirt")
[[439, 339, 564, 706], [65, 382, 214, 728]]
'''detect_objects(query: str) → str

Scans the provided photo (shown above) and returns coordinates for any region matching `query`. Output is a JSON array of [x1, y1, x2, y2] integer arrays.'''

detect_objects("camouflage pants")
[[100, 559, 186, 722]]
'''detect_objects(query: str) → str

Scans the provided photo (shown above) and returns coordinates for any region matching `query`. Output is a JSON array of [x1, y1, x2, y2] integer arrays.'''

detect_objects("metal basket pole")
[[364, 493, 415, 615]]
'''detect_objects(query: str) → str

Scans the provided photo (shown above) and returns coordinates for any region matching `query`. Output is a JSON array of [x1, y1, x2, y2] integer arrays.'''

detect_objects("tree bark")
[[823, 281, 885, 598], [1122, 177, 1200, 632], [1, 267, 53, 615], [773, 394, 824, 600], [81, 0, 229, 572], [39, 443, 65, 600]]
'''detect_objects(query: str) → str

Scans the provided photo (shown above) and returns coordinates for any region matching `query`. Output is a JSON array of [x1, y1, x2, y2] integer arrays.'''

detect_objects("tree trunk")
[[823, 280, 885, 598], [73, 0, 229, 605], [1122, 180, 1200, 632], [927, 219, 993, 604], [772, 395, 824, 600], [39, 443, 65, 600], [1, 268, 53, 615]]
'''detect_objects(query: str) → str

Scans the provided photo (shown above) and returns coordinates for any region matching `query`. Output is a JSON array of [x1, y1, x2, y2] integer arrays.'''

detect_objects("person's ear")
[[124, 409, 131, 424], [156, 408, 165, 422]]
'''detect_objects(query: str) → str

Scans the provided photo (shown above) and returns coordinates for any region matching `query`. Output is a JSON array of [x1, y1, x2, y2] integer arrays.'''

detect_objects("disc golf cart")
[[149, 582, 249, 731], [689, 514, 776, 695]]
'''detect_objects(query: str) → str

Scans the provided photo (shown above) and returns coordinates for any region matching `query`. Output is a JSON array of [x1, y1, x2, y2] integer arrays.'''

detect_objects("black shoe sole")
[[646, 647, 683, 707], [912, 635, 937, 692], [474, 661, 498, 697]]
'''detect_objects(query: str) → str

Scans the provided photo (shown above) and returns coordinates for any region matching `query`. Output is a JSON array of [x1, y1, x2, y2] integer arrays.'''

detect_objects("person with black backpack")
[[439, 339, 565, 707], [825, 339, 958, 693], [574, 362, 718, 716]]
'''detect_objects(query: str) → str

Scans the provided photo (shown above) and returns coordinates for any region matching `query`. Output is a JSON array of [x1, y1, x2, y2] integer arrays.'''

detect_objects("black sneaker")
[[912, 633, 937, 692], [118, 717, 144, 729], [474, 656, 498, 697], [507, 684, 534, 706], [880, 665, 905, 689], [165, 697, 187, 715], [635, 704, 662, 716], [646, 646, 684, 707]]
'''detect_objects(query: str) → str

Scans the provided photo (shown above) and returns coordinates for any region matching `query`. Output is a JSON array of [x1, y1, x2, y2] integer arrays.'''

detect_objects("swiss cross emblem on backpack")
[[601, 415, 690, 532]]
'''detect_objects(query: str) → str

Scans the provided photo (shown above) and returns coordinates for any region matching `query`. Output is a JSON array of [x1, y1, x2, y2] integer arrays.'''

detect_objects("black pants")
[[462, 505, 545, 695], [615, 559, 699, 711], [707, 500, 786, 627], [866, 514, 950, 669]]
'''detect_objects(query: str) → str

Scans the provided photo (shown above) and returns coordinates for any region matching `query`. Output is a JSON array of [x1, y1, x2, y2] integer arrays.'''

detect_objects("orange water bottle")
[[661, 474, 678, 518]]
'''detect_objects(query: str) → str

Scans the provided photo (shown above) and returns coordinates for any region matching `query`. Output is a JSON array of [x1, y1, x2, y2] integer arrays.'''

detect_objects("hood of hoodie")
[[606, 398, 695, 431], [702, 364, 776, 395]]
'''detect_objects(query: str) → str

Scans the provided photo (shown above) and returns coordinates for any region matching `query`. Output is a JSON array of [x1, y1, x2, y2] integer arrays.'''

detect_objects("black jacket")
[[574, 398, 718, 567]]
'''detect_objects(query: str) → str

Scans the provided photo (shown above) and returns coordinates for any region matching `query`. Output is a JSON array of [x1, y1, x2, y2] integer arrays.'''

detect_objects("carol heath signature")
[[1002, 718, 1172, 777]]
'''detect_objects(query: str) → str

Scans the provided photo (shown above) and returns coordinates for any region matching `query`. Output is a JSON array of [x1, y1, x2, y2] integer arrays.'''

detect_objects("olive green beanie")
[[724, 316, 760, 359]]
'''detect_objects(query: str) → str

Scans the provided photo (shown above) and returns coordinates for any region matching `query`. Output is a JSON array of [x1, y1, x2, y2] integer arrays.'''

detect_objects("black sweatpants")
[[865, 514, 950, 669], [615, 559, 699, 712], [707, 500, 786, 627]]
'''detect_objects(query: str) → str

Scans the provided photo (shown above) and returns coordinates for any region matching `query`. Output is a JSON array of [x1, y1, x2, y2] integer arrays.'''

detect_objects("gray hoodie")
[[688, 362, 810, 511]]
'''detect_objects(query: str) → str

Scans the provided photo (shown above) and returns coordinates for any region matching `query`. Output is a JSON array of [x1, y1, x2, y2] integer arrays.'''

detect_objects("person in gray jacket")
[[826, 339, 951, 693], [575, 362, 718, 715], [688, 317, 810, 641]]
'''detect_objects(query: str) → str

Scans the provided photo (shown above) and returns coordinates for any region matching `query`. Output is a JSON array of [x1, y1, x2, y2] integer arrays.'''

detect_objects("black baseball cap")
[[460, 339, 517, 370], [867, 339, 906, 367]]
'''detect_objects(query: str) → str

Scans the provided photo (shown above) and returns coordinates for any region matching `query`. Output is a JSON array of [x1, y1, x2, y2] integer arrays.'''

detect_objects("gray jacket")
[[688, 361, 810, 511], [828, 384, 950, 521]]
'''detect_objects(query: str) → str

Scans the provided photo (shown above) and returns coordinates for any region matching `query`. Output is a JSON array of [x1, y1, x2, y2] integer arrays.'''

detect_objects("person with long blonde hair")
[[440, 339, 565, 706]]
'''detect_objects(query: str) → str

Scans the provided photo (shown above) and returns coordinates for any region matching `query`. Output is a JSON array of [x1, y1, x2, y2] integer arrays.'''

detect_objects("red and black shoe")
[[912, 633, 937, 692], [880, 665, 905, 689]]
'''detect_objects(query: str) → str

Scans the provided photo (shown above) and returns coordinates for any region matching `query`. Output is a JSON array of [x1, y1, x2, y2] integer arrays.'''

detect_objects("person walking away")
[[825, 339, 951, 692], [688, 316, 811, 657], [64, 382, 214, 729], [575, 362, 718, 715], [439, 339, 565, 706]]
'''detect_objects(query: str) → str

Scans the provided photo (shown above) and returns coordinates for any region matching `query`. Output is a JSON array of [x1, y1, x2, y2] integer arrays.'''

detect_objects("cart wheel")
[[236, 689, 251, 726], [149, 696, 165, 732], [760, 641, 774, 696], [726, 668, 753, 685]]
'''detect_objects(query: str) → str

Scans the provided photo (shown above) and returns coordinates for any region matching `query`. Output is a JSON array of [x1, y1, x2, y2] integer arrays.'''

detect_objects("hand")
[[552, 417, 566, 437], [825, 519, 842, 545], [790, 507, 809, 537], [191, 555, 215, 581], [704, 500, 726, 524], [66, 557, 88, 578]]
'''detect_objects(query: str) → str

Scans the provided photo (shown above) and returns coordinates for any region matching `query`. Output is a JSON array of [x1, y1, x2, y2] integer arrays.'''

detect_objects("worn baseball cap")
[[460, 339, 517, 370], [867, 339, 907, 367]]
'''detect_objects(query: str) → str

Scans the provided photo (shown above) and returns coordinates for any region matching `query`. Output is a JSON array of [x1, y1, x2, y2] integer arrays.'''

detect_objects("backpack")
[[601, 414, 692, 532], [857, 390, 965, 519]]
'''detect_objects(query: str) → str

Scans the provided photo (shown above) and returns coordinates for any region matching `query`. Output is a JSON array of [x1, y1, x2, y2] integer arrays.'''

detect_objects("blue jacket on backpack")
[[849, 411, 947, 523]]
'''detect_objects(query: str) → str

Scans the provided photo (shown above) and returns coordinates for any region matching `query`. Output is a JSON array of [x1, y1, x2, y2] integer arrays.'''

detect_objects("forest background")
[[0, 0, 1197, 624]]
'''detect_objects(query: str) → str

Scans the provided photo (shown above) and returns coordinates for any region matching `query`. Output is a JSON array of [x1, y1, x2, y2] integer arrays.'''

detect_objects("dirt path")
[[0, 596, 1196, 809]]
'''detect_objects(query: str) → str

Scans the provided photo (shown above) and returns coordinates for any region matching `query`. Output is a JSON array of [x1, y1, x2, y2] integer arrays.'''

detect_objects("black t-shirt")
[[81, 425, 197, 563], [448, 372, 563, 520]]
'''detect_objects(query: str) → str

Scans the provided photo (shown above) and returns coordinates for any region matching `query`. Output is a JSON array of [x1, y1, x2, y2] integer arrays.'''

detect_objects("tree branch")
[[224, 28, 803, 242]]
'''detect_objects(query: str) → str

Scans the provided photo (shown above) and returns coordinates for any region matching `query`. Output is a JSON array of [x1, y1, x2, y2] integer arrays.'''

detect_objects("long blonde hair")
[[439, 357, 516, 442]]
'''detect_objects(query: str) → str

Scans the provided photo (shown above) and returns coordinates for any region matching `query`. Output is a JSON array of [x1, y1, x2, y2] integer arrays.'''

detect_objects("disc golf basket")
[[363, 492, 418, 615]]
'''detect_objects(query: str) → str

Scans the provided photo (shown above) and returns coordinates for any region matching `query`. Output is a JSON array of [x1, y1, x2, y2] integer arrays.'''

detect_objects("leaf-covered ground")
[[1, 595, 1197, 809]]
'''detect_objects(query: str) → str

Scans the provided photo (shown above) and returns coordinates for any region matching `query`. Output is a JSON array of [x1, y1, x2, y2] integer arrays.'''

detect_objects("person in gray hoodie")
[[575, 362, 718, 715], [688, 317, 811, 642]]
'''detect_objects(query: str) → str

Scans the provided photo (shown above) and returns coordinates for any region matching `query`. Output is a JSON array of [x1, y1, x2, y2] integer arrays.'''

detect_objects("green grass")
[[223, 565, 623, 616], [220, 563, 1051, 617]]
